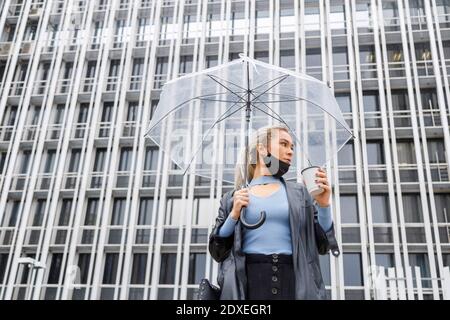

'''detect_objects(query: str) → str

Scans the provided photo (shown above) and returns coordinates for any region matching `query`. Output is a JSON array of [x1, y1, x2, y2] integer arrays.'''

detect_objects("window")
[[47, 253, 63, 284], [192, 197, 210, 225], [387, 44, 403, 63], [409, 253, 431, 288], [366, 141, 385, 165], [43, 150, 56, 173], [85, 61, 96, 78], [362, 92, 380, 112], [19, 150, 31, 174], [68, 149, 81, 172], [205, 55, 218, 68], [155, 57, 168, 75], [402, 194, 423, 223], [371, 194, 391, 223], [179, 55, 193, 74], [280, 50, 295, 69], [427, 139, 446, 163], [118, 147, 132, 171], [0, 152, 7, 172], [396, 140, 416, 164], [77, 104, 89, 123], [4, 201, 20, 227], [109, 59, 121, 77], [77, 254, 90, 284], [338, 142, 355, 166], [93, 148, 107, 172], [391, 90, 410, 111], [343, 253, 363, 286], [111, 198, 126, 225], [101, 102, 114, 122], [254, 51, 269, 63], [84, 198, 99, 225], [138, 198, 153, 225], [127, 102, 138, 122], [306, 48, 321, 67], [359, 45, 376, 64], [340, 195, 359, 223], [32, 199, 46, 226], [375, 253, 394, 269], [131, 254, 147, 284], [58, 199, 72, 226], [103, 253, 119, 284], [333, 47, 348, 66], [188, 253, 206, 284], [435, 194, 450, 223], [0, 254, 8, 283], [159, 253, 176, 284], [335, 94, 352, 113], [165, 198, 183, 225], [144, 147, 159, 171]]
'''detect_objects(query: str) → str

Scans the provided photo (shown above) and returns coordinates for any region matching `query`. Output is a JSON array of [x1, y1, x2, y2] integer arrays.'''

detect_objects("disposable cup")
[[301, 166, 324, 197]]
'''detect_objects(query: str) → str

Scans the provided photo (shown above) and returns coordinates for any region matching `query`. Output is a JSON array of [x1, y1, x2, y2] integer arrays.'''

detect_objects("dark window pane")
[[138, 198, 153, 225], [111, 198, 126, 225], [78, 254, 90, 284], [371, 195, 391, 223], [375, 253, 394, 268], [131, 254, 147, 284], [188, 253, 206, 284], [344, 253, 363, 286], [102, 253, 119, 284], [85, 198, 99, 225], [366, 141, 385, 165], [159, 253, 176, 284], [402, 194, 423, 222], [58, 199, 72, 226], [340, 195, 359, 223], [47, 253, 63, 284]]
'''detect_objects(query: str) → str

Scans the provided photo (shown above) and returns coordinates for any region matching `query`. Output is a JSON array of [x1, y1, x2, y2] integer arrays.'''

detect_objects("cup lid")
[[301, 166, 320, 174]]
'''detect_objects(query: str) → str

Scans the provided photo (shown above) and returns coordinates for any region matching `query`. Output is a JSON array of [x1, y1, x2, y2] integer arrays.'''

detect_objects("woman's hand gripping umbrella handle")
[[232, 188, 266, 229]]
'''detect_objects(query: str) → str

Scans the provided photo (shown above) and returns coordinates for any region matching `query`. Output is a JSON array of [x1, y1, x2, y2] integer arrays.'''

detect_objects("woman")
[[208, 125, 339, 300]]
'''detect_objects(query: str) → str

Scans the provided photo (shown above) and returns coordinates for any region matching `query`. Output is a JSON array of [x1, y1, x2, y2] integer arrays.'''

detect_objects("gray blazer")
[[208, 177, 340, 300]]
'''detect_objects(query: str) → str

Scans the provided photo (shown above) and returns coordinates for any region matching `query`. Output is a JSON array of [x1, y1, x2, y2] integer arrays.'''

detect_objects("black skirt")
[[245, 253, 295, 300]]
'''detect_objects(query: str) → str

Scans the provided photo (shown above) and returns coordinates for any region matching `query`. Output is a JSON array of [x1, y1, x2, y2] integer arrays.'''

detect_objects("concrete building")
[[0, 0, 449, 300]]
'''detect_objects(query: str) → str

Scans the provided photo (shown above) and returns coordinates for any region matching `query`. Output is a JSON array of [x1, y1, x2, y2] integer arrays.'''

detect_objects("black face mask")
[[262, 152, 290, 178]]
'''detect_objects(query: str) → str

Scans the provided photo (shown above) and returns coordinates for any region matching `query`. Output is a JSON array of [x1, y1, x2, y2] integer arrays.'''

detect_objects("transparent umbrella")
[[145, 55, 354, 229]]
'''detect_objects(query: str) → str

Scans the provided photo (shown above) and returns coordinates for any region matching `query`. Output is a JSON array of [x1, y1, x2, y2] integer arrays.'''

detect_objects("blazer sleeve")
[[208, 191, 235, 262]]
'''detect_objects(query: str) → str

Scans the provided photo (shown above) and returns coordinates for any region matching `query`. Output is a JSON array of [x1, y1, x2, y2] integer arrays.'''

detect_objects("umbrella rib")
[[250, 75, 290, 102], [207, 75, 247, 103], [250, 95, 309, 157], [145, 92, 240, 136], [197, 97, 245, 103], [253, 99, 300, 104], [207, 74, 248, 92], [251, 74, 291, 93], [181, 103, 247, 177], [250, 103, 285, 124], [254, 92, 355, 138]]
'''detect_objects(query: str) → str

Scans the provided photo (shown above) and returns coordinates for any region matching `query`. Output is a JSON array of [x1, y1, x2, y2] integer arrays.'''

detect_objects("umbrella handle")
[[239, 208, 266, 229]]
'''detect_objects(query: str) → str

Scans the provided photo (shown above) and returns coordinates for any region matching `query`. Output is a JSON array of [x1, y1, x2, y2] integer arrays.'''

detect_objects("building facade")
[[0, 0, 449, 300]]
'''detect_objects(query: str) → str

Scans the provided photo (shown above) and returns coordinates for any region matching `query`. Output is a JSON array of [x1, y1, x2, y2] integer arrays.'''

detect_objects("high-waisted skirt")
[[245, 253, 295, 300]]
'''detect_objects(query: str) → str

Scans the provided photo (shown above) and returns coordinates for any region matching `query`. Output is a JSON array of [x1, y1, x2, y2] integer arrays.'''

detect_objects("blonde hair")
[[234, 124, 290, 188]]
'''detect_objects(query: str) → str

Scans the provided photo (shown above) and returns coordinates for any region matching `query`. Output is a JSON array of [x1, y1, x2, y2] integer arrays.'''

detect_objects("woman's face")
[[258, 129, 294, 165]]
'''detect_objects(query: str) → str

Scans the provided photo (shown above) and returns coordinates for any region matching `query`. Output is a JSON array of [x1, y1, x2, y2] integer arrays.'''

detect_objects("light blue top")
[[218, 175, 333, 255]]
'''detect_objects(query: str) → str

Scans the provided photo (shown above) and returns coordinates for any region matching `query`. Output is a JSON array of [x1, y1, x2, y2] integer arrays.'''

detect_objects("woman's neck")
[[252, 163, 272, 180]]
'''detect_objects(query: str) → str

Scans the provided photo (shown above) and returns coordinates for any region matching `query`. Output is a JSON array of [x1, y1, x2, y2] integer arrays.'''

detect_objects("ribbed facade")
[[0, 0, 449, 300]]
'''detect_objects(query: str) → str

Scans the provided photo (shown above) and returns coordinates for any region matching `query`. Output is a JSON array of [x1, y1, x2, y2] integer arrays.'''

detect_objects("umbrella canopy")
[[145, 55, 353, 186]]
